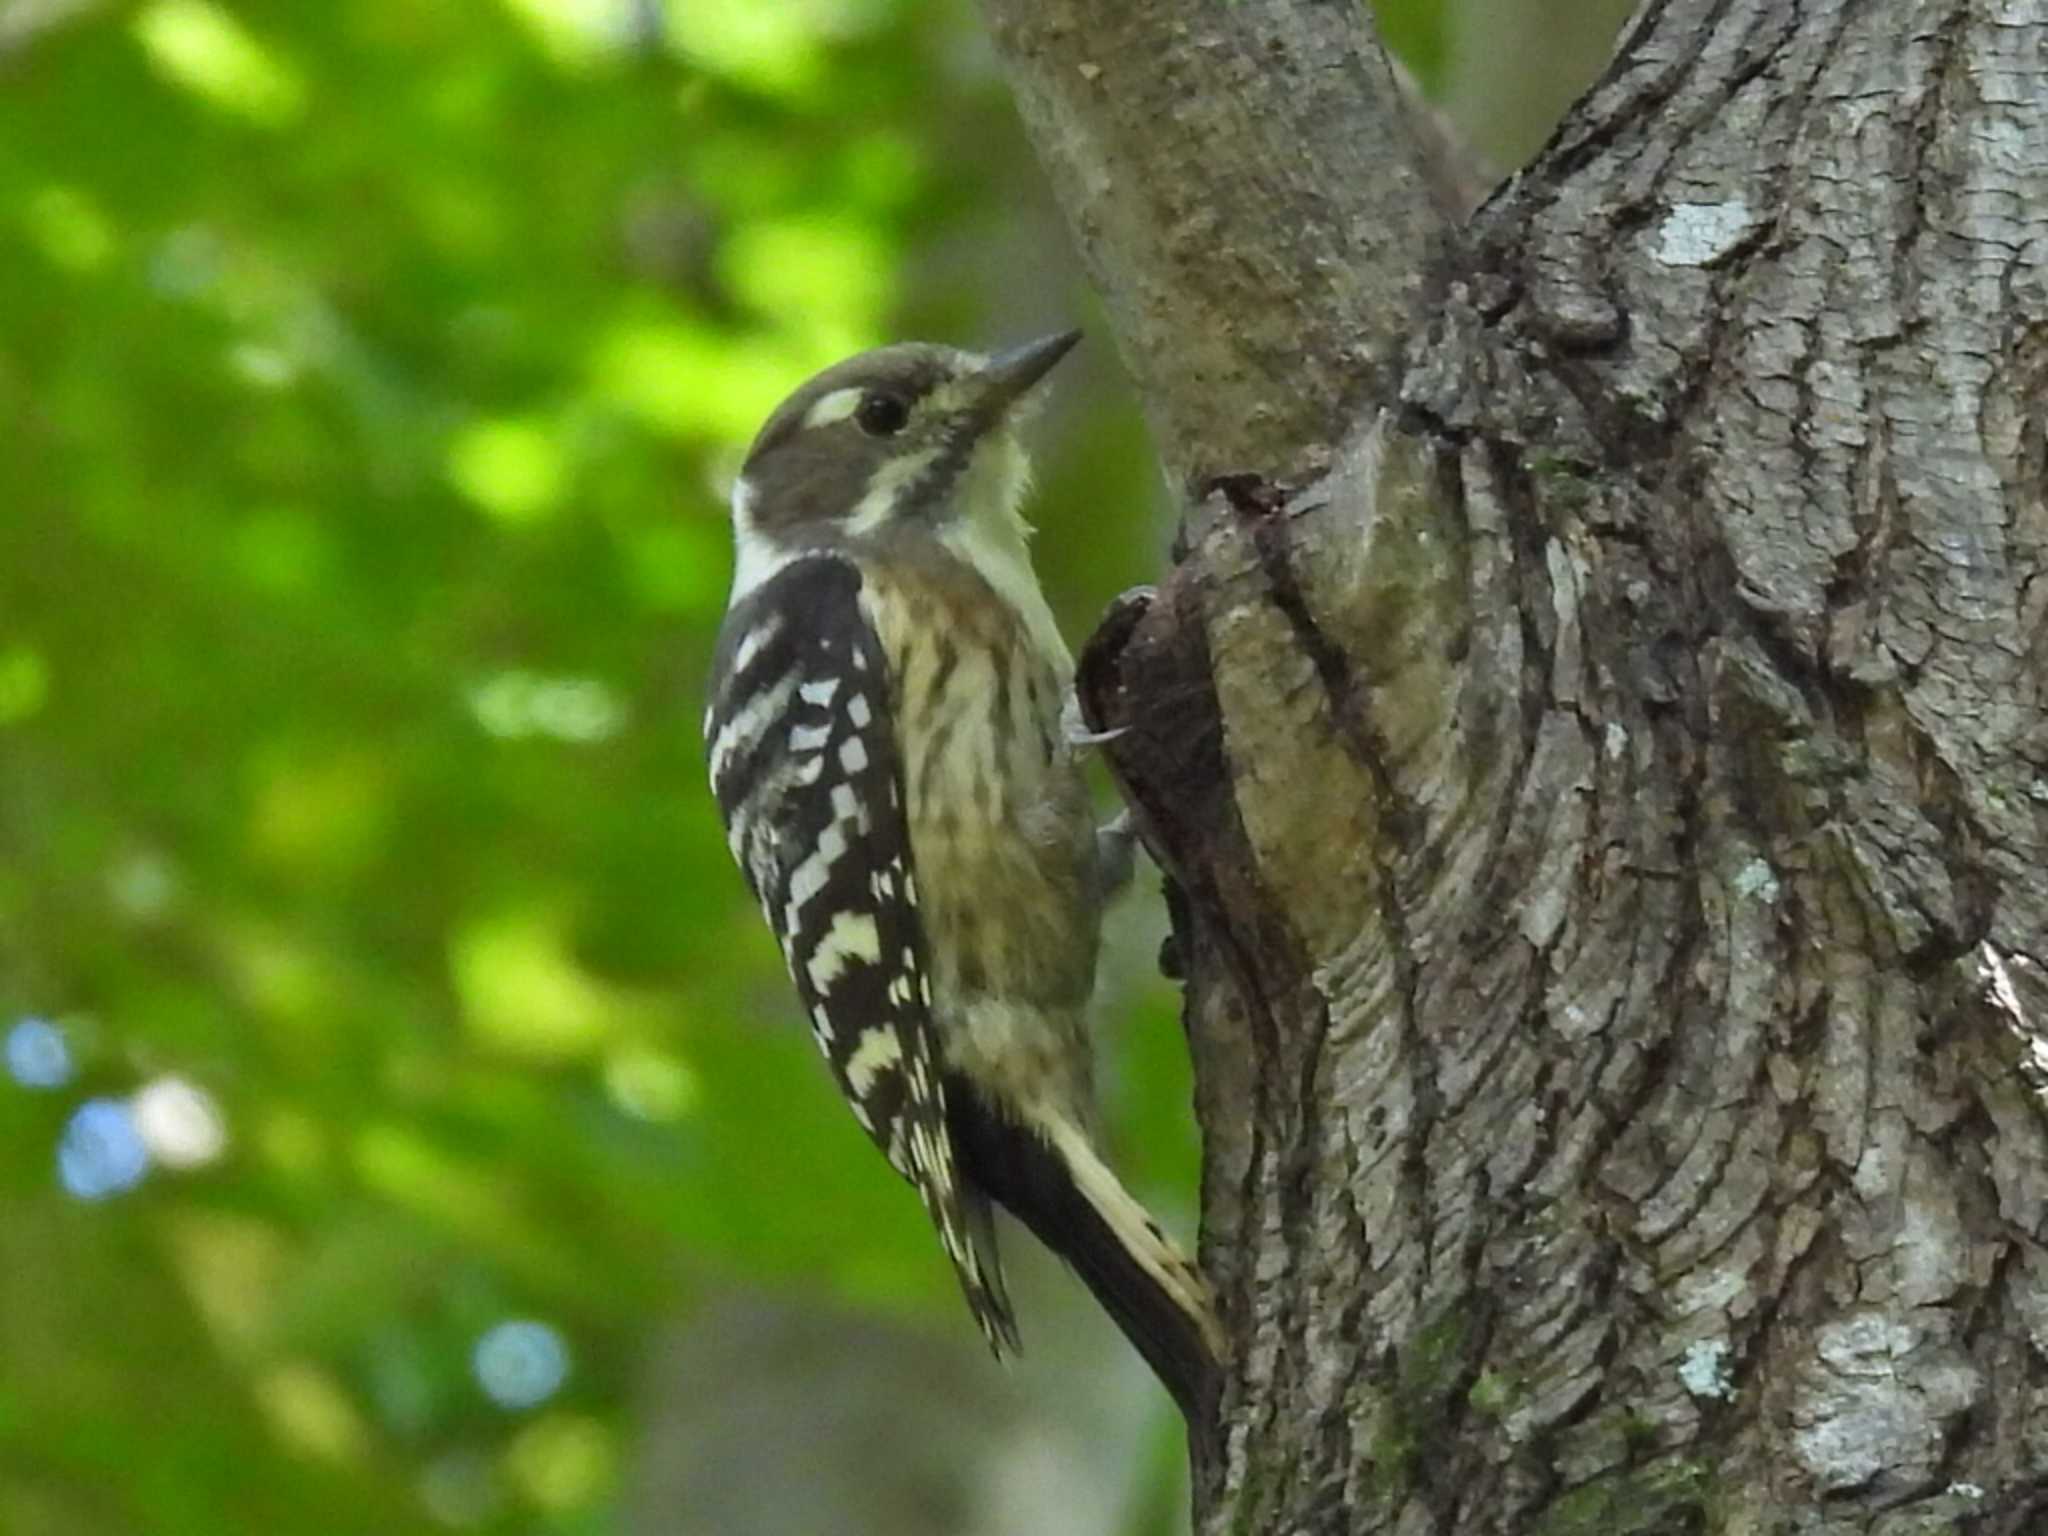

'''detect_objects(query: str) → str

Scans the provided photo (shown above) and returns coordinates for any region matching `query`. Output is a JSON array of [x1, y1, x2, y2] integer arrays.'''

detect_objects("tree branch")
[[978, 0, 1452, 491]]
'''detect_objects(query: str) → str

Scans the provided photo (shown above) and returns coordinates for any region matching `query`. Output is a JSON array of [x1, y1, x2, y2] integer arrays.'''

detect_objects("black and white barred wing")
[[703, 555, 1016, 1352]]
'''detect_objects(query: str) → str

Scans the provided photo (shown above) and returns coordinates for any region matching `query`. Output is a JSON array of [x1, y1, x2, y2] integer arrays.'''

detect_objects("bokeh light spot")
[[527, 678, 626, 743], [132, 0, 307, 127], [26, 185, 116, 272], [107, 850, 179, 920], [148, 224, 225, 298], [473, 1319, 571, 1410], [664, 0, 886, 97], [504, 1412, 613, 1512], [588, 318, 810, 441], [420, 1449, 502, 1528], [498, 0, 639, 69], [229, 341, 298, 389], [466, 671, 625, 744], [6, 1017, 73, 1089], [133, 1076, 230, 1168], [58, 1098, 151, 1199], [0, 644, 50, 725], [450, 909, 626, 1060], [253, 1362, 369, 1463], [719, 214, 894, 333], [602, 1045, 697, 1122], [446, 417, 566, 525]]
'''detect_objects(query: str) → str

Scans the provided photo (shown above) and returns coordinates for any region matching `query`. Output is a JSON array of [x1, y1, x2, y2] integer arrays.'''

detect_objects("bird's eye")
[[855, 392, 910, 437]]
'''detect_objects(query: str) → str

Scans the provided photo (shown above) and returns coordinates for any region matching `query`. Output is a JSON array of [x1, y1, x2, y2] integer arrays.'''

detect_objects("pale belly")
[[855, 535, 1105, 1120], [902, 637, 1102, 1118]]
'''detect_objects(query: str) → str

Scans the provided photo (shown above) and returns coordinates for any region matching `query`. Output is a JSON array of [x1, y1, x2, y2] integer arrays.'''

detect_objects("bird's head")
[[730, 331, 1080, 557]]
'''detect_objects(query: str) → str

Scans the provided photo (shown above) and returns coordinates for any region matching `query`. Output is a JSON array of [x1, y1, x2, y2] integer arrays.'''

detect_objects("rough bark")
[[979, 0, 1452, 492], [989, 0, 2048, 1532]]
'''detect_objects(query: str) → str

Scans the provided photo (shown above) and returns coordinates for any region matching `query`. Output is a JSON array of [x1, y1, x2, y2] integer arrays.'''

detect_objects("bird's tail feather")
[[948, 1085, 1223, 1424], [954, 1181, 1019, 1356]]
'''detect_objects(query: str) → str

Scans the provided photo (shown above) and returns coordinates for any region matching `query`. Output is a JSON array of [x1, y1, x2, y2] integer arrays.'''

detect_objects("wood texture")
[[979, 0, 1452, 492], [1002, 0, 2048, 1530]]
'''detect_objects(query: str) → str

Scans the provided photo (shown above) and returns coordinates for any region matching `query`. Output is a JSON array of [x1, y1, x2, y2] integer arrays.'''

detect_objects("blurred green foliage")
[[0, 1, 1446, 1532]]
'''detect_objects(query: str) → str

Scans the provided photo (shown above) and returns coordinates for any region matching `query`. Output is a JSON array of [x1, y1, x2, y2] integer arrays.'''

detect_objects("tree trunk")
[[982, 0, 2048, 1531]]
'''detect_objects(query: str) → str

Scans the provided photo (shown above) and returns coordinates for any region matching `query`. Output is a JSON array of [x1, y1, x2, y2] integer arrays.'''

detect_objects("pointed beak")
[[972, 328, 1082, 417]]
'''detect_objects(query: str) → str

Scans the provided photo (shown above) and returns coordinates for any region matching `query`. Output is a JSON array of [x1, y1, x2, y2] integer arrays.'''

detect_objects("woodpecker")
[[703, 331, 1223, 1418]]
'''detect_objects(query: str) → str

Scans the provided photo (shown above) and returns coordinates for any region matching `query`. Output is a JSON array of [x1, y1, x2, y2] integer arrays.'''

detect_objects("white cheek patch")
[[847, 448, 939, 535], [804, 387, 866, 428], [727, 474, 796, 605]]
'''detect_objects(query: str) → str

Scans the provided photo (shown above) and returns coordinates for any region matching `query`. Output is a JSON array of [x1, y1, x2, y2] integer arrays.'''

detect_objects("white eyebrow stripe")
[[923, 373, 981, 415], [804, 387, 866, 428]]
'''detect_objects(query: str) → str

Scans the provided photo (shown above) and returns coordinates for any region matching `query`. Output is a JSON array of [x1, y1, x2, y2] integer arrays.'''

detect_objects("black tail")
[[947, 1081, 1223, 1431]]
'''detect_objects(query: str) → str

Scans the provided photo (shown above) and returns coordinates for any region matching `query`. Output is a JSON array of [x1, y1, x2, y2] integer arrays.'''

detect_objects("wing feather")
[[705, 554, 1016, 1352]]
